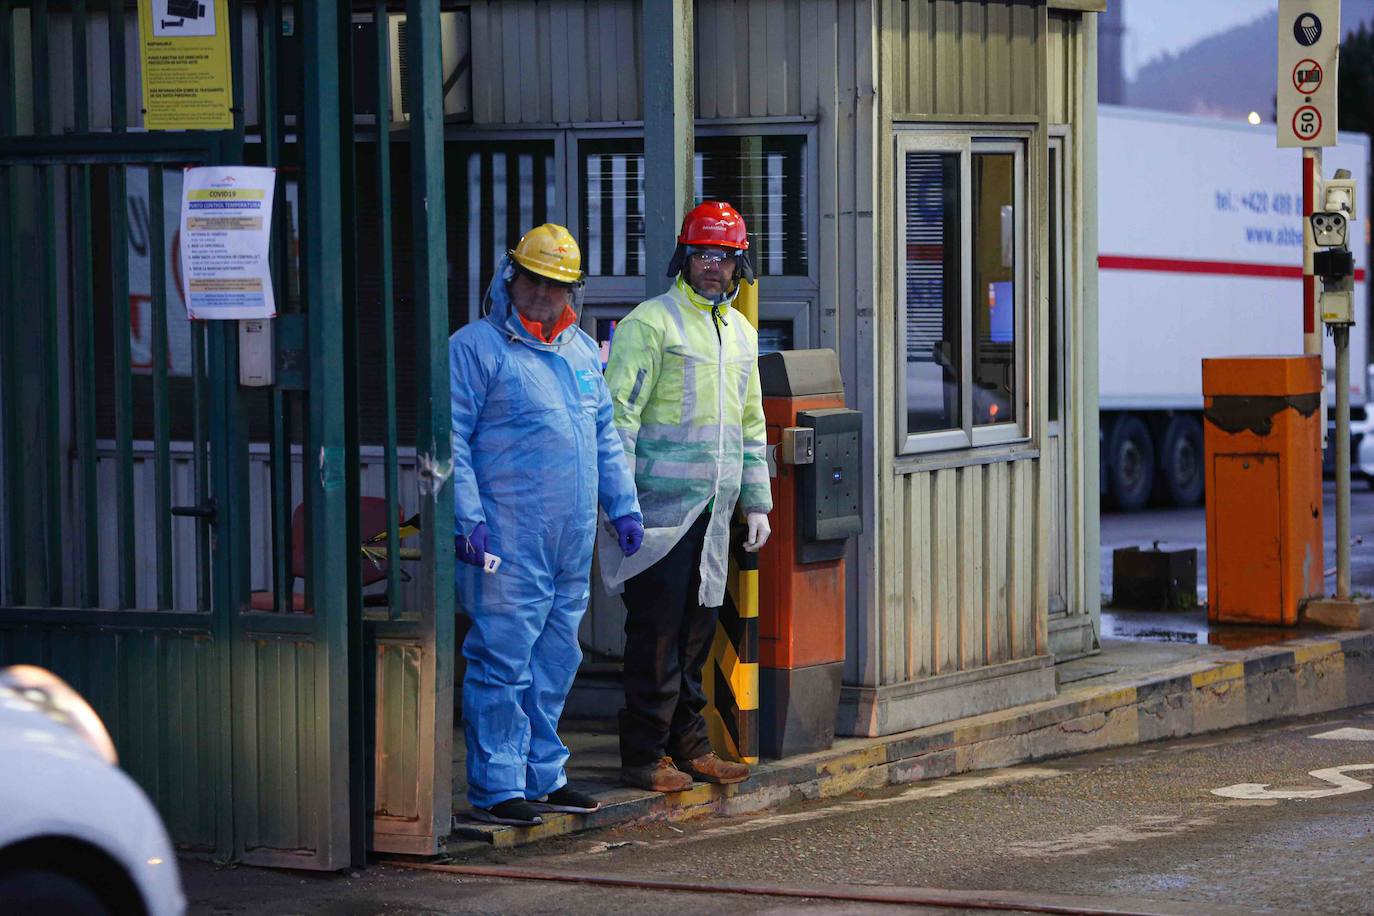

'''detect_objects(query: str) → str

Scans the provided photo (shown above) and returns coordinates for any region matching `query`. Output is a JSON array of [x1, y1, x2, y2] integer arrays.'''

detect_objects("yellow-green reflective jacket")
[[598, 277, 772, 607]]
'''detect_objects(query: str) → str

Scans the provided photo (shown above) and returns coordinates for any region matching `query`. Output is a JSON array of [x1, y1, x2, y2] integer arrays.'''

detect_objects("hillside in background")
[[1126, 2, 1374, 120]]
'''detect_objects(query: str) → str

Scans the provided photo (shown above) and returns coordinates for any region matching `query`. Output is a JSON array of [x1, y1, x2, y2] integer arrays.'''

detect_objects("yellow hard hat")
[[510, 223, 584, 284]]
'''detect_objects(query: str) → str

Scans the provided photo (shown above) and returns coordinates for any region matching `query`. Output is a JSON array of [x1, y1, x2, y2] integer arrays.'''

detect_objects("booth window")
[[902, 151, 961, 435], [897, 134, 1026, 454], [450, 140, 559, 311], [580, 139, 647, 277], [695, 135, 808, 276], [578, 133, 809, 278]]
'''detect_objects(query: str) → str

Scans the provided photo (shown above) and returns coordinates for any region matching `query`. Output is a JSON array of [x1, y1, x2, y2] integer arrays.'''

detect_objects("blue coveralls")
[[450, 262, 641, 809]]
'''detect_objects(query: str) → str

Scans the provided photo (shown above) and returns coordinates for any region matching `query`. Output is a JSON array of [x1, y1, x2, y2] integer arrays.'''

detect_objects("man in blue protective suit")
[[450, 223, 645, 827]]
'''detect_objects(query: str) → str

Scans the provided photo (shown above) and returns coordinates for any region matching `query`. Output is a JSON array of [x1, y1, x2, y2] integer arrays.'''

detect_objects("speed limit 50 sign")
[[1277, 0, 1339, 147]]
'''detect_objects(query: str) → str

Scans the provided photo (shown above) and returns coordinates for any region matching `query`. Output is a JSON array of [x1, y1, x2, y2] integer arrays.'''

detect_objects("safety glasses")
[[688, 249, 738, 267], [516, 266, 582, 292]]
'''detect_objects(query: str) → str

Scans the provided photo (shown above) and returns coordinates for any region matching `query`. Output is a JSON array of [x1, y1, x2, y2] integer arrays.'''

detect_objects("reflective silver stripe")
[[742, 461, 771, 486], [647, 459, 719, 481], [638, 422, 737, 443], [627, 367, 647, 408], [732, 322, 754, 406], [664, 297, 690, 340], [664, 300, 699, 421], [733, 317, 753, 349], [682, 354, 697, 420]]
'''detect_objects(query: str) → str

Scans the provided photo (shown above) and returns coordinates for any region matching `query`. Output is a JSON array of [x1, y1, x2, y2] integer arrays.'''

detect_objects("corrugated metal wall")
[[866, 0, 1096, 700], [1047, 9, 1081, 125], [886, 461, 1044, 682], [235, 636, 321, 856], [1046, 10, 1098, 661], [469, 0, 644, 124], [888, 0, 1043, 118], [696, 0, 808, 119], [468, 0, 839, 124], [0, 626, 222, 850]]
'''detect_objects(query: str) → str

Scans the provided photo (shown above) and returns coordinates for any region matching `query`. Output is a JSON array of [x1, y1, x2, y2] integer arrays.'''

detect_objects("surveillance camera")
[[1323, 177, 1358, 220], [1311, 211, 1348, 248]]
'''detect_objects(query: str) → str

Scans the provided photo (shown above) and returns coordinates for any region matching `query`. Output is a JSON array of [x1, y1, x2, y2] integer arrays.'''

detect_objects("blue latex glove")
[[611, 515, 644, 557], [455, 522, 489, 568]]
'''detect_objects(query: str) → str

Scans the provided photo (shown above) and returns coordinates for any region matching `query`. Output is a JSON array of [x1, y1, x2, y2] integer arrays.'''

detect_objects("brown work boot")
[[675, 752, 749, 785], [620, 756, 694, 793]]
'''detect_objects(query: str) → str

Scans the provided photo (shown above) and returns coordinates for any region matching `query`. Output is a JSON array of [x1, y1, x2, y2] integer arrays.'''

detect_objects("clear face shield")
[[484, 256, 587, 328]]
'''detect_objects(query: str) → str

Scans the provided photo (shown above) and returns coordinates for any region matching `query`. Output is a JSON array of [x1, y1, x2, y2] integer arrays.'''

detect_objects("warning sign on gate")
[[1277, 0, 1339, 148], [179, 167, 278, 319], [137, 0, 233, 130]]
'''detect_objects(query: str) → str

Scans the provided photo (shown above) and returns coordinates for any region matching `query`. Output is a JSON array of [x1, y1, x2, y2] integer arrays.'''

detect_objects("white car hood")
[[0, 687, 186, 916]]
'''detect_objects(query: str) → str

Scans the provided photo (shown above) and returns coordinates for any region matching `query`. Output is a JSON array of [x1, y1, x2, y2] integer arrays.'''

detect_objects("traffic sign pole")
[[1279, 0, 1339, 462], [1304, 147, 1323, 359]]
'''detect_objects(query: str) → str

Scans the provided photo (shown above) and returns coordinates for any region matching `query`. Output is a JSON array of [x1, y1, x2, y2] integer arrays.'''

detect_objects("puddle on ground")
[[1102, 609, 1326, 649]]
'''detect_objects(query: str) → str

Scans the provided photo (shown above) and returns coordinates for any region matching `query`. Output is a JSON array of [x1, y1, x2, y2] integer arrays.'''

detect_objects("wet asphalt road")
[[184, 705, 1374, 915], [1101, 479, 1374, 604]]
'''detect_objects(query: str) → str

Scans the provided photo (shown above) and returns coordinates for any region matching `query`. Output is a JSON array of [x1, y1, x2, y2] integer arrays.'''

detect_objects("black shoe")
[[529, 786, 601, 814], [471, 798, 543, 826]]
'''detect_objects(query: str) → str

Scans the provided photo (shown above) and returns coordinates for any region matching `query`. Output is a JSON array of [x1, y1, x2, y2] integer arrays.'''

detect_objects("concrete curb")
[[451, 630, 1374, 850]]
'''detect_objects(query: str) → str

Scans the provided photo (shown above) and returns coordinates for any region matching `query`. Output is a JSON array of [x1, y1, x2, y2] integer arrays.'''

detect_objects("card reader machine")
[[757, 349, 863, 758]]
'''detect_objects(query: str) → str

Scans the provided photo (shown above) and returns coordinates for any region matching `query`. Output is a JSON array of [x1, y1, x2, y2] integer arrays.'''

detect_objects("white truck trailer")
[[1098, 105, 1370, 511]]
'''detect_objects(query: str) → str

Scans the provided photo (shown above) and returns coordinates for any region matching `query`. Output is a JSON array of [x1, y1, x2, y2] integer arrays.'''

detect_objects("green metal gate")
[[0, 0, 453, 869]]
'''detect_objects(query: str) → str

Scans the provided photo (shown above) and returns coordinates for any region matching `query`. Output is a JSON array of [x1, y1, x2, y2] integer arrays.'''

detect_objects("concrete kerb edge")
[[448, 630, 1374, 851]]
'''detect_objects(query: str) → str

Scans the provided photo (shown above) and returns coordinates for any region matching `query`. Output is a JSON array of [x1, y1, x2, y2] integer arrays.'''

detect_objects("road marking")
[[1004, 815, 1217, 858], [1211, 764, 1374, 800], [533, 766, 1066, 865], [1311, 727, 1374, 741], [669, 766, 1066, 841]]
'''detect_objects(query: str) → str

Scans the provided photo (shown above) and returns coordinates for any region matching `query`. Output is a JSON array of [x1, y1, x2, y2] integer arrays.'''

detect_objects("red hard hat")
[[677, 201, 749, 250]]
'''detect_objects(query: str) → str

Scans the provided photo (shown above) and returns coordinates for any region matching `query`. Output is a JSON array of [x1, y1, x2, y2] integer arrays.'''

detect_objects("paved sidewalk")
[[446, 626, 1374, 852]]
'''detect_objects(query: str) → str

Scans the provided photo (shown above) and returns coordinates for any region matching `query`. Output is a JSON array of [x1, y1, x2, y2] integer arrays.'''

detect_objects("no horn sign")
[[1277, 0, 1339, 148], [1293, 59, 1323, 94]]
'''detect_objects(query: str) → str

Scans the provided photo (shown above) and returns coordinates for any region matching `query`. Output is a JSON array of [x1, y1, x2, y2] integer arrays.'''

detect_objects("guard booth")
[[1, 0, 1106, 870]]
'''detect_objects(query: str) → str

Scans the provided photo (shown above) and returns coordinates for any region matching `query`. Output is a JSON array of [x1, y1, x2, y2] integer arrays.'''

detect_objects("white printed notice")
[[179, 166, 277, 319]]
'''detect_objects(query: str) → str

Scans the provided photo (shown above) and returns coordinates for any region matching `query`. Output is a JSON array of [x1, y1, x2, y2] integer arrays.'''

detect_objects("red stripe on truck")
[[1098, 254, 1366, 283], [1304, 275, 1316, 334]]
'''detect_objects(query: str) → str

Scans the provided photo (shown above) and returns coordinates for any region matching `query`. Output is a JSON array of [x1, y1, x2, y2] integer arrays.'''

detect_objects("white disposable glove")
[[743, 512, 771, 552]]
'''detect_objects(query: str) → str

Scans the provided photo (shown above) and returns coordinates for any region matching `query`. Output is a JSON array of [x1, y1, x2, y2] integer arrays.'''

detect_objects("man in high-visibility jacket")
[[451, 224, 645, 826], [601, 202, 772, 792]]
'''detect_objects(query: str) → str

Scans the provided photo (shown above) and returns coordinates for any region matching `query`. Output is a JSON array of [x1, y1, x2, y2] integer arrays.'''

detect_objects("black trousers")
[[618, 512, 717, 767]]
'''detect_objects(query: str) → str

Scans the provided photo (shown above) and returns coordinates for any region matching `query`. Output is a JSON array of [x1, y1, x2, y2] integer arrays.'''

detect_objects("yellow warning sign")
[[137, 0, 233, 131]]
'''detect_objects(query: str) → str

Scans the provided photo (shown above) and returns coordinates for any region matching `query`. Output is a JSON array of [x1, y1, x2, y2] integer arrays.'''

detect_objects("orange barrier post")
[[757, 350, 862, 757], [1202, 355, 1323, 625]]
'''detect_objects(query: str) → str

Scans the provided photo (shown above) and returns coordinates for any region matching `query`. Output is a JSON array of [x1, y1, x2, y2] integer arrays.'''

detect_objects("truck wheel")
[[1159, 415, 1205, 507], [1107, 414, 1155, 512]]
